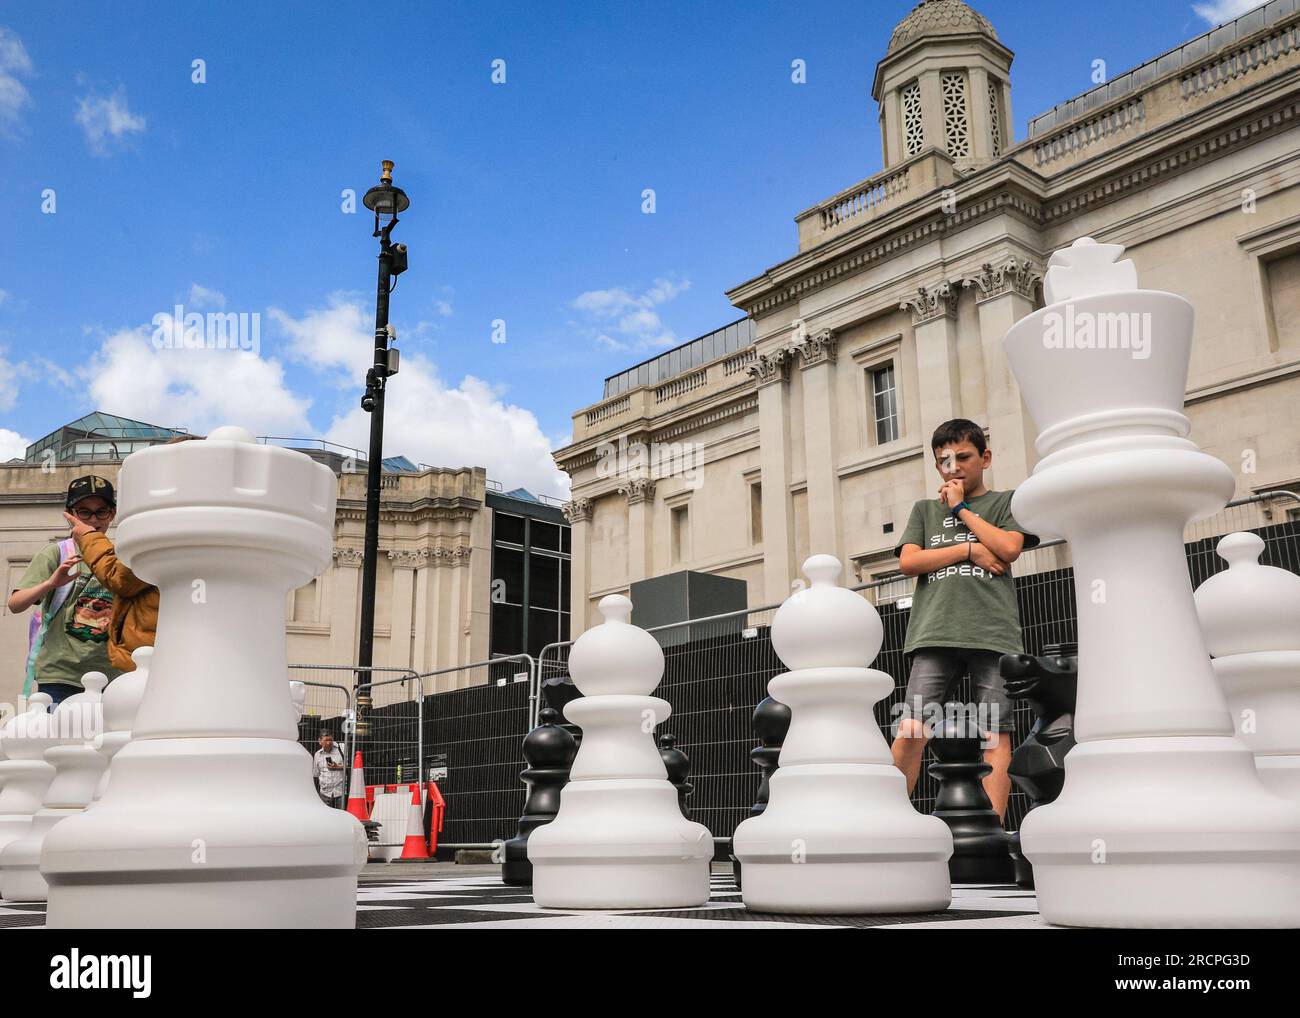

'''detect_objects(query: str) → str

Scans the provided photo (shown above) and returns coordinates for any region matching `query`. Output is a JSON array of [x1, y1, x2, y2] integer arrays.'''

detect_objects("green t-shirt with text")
[[16, 542, 119, 689], [895, 490, 1038, 657]]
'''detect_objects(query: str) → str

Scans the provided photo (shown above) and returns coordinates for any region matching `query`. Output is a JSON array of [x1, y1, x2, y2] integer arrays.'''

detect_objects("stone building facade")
[[555, 0, 1300, 627]]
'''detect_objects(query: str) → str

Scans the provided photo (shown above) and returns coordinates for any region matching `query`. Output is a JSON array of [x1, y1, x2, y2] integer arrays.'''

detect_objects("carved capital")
[[562, 497, 593, 524], [617, 476, 657, 506], [962, 259, 1041, 302], [387, 549, 424, 569], [900, 281, 959, 325], [452, 544, 473, 567], [332, 547, 364, 568], [796, 328, 838, 367], [746, 348, 791, 387]]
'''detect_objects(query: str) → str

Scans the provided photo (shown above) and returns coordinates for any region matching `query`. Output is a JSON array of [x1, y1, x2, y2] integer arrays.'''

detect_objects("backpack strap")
[[23, 538, 80, 697]]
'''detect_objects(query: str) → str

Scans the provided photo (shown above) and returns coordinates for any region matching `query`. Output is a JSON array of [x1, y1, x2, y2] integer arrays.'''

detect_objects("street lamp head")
[[362, 159, 410, 217]]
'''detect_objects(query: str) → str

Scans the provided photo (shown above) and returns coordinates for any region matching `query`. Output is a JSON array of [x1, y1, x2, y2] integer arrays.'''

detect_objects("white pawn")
[[0, 694, 55, 856], [529, 594, 713, 908], [733, 555, 953, 913], [91, 647, 153, 804], [1, 674, 107, 902], [1195, 533, 1300, 801], [289, 680, 307, 724]]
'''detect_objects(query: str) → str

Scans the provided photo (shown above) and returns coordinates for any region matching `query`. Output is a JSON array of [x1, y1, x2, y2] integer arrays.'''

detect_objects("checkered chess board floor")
[[0, 866, 1047, 929]]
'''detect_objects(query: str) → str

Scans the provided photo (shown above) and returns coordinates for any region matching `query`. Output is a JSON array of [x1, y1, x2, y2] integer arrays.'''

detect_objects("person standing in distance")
[[313, 730, 346, 808]]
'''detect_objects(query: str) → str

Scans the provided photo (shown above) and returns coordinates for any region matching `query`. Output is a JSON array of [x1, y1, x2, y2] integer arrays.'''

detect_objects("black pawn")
[[732, 695, 791, 890], [929, 715, 1014, 884], [658, 734, 693, 817], [501, 707, 577, 886], [1002, 642, 1078, 889]]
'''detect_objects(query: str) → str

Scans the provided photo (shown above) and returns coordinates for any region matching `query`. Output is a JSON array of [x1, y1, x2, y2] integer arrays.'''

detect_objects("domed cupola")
[[872, 0, 1014, 173]]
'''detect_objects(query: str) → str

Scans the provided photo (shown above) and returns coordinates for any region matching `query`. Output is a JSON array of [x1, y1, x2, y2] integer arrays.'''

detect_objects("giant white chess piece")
[[1, 674, 107, 901], [732, 555, 953, 913], [528, 594, 713, 908], [1005, 237, 1300, 927], [42, 425, 367, 928], [1195, 532, 1300, 803], [91, 646, 153, 804], [0, 694, 54, 856]]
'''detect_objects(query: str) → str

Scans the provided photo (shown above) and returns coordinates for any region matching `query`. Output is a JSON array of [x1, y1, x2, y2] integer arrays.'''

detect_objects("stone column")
[[562, 498, 593, 634], [328, 548, 363, 667], [411, 550, 436, 673], [618, 478, 656, 584], [798, 330, 842, 559], [749, 350, 795, 605], [919, 70, 943, 151], [448, 543, 472, 670], [386, 551, 419, 670], [902, 282, 962, 446], [965, 260, 1041, 488], [968, 66, 992, 162], [432, 547, 455, 672]]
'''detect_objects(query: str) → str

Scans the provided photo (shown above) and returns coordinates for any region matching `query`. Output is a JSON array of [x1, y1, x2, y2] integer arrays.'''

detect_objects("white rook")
[[43, 425, 367, 928], [529, 594, 712, 908], [1005, 237, 1300, 927], [1195, 532, 1300, 803], [732, 555, 952, 913]]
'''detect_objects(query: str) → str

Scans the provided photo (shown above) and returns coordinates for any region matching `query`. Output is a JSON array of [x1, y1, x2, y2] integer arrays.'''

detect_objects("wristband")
[[951, 500, 971, 517]]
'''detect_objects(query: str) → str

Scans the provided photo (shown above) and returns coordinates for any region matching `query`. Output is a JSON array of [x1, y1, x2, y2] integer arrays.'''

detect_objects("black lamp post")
[[356, 161, 410, 702]]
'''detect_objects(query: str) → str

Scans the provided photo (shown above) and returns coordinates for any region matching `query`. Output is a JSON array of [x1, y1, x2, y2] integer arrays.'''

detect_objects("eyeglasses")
[[72, 507, 114, 521]]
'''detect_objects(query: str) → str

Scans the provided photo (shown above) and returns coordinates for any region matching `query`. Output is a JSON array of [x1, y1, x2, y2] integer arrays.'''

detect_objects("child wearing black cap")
[[6, 475, 121, 702]]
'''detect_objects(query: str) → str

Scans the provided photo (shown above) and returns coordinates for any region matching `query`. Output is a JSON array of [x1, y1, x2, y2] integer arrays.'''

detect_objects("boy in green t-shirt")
[[889, 419, 1038, 820], [7, 475, 120, 703]]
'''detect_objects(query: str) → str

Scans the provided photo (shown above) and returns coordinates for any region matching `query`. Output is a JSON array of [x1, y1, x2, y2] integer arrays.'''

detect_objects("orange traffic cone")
[[396, 783, 430, 861], [345, 751, 369, 821]]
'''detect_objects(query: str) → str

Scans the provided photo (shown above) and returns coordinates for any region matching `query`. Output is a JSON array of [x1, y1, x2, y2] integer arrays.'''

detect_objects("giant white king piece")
[[1004, 237, 1300, 927], [42, 426, 367, 927]]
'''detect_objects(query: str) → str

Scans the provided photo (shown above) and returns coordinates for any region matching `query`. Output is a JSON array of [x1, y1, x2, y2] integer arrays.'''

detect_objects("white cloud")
[[187, 283, 227, 311], [82, 322, 312, 436], [1192, 0, 1259, 25], [571, 276, 690, 352], [0, 27, 32, 135], [0, 427, 29, 462], [271, 296, 570, 497], [0, 348, 20, 412], [74, 86, 146, 155]]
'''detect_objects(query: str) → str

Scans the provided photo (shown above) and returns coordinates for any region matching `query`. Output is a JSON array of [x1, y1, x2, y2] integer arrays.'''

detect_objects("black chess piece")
[[1001, 642, 1078, 889], [928, 714, 1014, 884], [658, 734, 693, 817], [732, 695, 791, 890], [501, 707, 578, 886], [541, 673, 583, 747]]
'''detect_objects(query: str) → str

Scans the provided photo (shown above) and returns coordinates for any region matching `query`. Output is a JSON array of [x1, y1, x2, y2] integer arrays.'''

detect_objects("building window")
[[750, 482, 763, 545], [871, 569, 912, 606], [490, 510, 571, 660], [871, 364, 899, 445], [988, 79, 1002, 157], [901, 81, 923, 157], [292, 580, 317, 623], [671, 505, 690, 564], [942, 73, 970, 158]]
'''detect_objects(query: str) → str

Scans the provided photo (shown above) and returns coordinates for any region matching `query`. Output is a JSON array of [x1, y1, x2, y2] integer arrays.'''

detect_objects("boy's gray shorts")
[[895, 647, 1015, 734]]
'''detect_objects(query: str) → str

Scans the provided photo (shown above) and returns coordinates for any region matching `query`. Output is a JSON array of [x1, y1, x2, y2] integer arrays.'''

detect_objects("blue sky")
[[0, 0, 1255, 495]]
